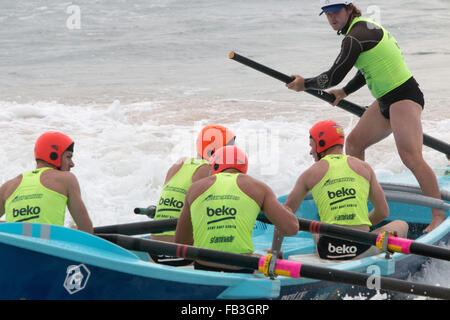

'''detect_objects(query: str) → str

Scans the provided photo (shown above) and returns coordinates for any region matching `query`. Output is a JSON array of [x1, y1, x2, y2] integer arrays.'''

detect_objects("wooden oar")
[[229, 51, 450, 160], [97, 233, 450, 300]]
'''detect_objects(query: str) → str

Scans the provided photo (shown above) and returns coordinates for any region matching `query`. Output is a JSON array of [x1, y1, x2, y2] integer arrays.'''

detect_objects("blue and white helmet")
[[319, 0, 352, 15]]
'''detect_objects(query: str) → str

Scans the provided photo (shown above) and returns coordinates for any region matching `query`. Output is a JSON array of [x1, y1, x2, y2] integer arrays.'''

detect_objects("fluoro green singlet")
[[311, 155, 371, 226], [347, 17, 412, 99], [190, 173, 260, 254], [153, 158, 209, 236], [5, 167, 68, 225]]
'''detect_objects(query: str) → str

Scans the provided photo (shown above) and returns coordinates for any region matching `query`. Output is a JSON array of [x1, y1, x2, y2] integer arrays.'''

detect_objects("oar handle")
[[134, 205, 157, 218], [376, 233, 413, 254], [229, 51, 294, 84], [229, 51, 450, 156], [258, 255, 301, 278]]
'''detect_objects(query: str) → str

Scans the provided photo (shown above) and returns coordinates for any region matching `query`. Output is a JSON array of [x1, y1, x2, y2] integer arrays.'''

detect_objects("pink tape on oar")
[[258, 256, 302, 278], [376, 233, 413, 254], [387, 236, 413, 254]]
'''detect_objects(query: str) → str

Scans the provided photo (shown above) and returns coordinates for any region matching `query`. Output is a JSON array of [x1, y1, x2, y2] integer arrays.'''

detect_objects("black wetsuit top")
[[304, 18, 383, 95], [303, 17, 424, 119]]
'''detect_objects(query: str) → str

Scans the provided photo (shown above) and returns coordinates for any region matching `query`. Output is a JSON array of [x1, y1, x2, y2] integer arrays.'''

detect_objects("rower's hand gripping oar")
[[229, 51, 450, 159], [98, 233, 450, 300]]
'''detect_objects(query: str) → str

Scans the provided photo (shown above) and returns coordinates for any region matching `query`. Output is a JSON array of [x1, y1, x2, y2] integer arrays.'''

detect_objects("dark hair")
[[347, 4, 362, 19], [338, 4, 362, 35]]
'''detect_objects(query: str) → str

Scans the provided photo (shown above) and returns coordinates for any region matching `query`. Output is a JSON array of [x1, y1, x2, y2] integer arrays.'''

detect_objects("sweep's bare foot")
[[423, 213, 446, 233]]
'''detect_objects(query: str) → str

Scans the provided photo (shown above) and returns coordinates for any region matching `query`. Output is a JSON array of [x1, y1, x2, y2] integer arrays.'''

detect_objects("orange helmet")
[[210, 146, 248, 175], [34, 132, 74, 168], [196, 125, 236, 160], [309, 120, 345, 155]]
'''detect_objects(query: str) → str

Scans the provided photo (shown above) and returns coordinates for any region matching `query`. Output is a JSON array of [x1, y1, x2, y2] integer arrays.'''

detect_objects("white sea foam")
[[1, 0, 449, 299]]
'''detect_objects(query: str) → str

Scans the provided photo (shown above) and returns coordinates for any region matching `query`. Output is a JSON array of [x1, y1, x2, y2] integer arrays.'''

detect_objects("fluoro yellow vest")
[[153, 158, 209, 236], [347, 17, 412, 98], [311, 155, 371, 226], [190, 173, 261, 254], [5, 167, 67, 225]]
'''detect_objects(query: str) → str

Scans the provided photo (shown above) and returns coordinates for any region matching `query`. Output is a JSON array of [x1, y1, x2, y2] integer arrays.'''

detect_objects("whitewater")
[[0, 0, 448, 299]]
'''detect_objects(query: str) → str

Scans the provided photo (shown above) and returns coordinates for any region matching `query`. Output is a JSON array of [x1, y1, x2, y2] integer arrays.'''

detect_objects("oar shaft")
[[298, 218, 378, 244], [99, 233, 450, 299], [301, 217, 450, 261], [95, 213, 450, 261], [410, 241, 450, 261], [99, 234, 259, 270], [229, 51, 450, 156], [229, 51, 293, 83], [93, 218, 178, 235], [229, 51, 366, 117], [298, 263, 450, 300], [260, 216, 450, 261]]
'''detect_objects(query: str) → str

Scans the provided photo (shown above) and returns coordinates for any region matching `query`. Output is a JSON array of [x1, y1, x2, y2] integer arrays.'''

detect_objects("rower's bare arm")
[[284, 171, 310, 213], [367, 165, 389, 226], [0, 184, 5, 219], [174, 190, 194, 245], [262, 185, 299, 236], [66, 173, 93, 234]]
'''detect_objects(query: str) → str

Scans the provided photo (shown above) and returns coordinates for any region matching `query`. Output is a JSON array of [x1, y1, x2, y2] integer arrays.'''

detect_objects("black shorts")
[[377, 77, 424, 119], [317, 236, 372, 261]]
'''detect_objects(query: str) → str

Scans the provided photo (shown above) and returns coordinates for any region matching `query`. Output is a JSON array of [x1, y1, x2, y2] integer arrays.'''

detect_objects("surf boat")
[[0, 169, 449, 300]]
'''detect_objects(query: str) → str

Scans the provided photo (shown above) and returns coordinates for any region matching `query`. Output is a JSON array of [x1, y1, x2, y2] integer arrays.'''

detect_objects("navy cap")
[[319, 4, 346, 16]]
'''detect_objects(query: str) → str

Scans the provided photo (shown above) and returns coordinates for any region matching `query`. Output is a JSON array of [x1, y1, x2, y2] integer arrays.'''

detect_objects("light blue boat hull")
[[0, 170, 448, 299]]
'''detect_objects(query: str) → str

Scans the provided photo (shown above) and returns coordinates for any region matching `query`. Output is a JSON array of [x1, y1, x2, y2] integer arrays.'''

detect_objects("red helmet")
[[210, 146, 248, 175], [309, 120, 345, 154], [34, 132, 74, 168], [196, 124, 236, 160]]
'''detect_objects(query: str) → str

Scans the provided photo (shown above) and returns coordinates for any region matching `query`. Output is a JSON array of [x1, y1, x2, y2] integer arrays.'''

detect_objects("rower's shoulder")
[[0, 174, 23, 202], [346, 156, 373, 180], [162, 157, 188, 184], [344, 19, 382, 41], [188, 175, 217, 198], [42, 169, 78, 183], [346, 155, 371, 168]]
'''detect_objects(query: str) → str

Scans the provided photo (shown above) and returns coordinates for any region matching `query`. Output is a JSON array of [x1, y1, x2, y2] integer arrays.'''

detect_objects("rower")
[[282, 120, 408, 260], [286, 1, 445, 233], [0, 131, 93, 233], [175, 145, 299, 273], [149, 125, 236, 266]]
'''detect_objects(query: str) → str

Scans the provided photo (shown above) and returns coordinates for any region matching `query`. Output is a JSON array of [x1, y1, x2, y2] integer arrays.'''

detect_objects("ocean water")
[[0, 0, 449, 299]]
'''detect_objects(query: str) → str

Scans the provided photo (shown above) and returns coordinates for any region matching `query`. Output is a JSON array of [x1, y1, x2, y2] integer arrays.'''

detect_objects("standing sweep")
[[286, 1, 445, 232]]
